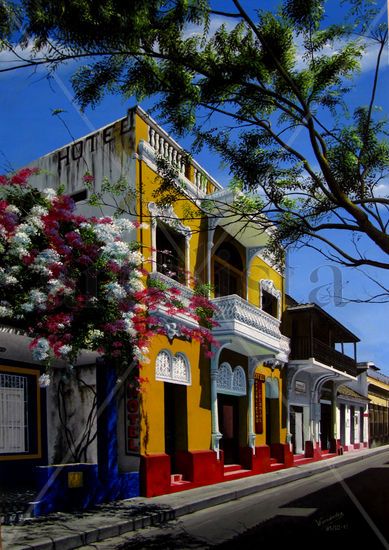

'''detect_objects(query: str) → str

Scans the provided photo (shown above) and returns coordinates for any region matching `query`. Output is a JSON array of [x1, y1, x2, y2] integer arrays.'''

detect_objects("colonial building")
[[1, 106, 292, 511], [282, 298, 368, 460], [367, 365, 389, 447]]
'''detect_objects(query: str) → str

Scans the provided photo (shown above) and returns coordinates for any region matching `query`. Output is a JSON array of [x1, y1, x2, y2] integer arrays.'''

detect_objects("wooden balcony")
[[290, 336, 357, 376]]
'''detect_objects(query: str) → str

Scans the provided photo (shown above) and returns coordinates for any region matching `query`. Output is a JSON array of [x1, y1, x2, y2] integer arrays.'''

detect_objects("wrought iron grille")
[[0, 374, 28, 453]]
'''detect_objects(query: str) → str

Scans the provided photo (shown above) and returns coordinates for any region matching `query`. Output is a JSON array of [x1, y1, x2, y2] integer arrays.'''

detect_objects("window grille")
[[0, 374, 28, 453]]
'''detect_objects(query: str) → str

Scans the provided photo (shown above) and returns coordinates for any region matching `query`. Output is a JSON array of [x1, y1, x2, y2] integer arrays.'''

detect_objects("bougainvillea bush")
[[0, 169, 217, 383]]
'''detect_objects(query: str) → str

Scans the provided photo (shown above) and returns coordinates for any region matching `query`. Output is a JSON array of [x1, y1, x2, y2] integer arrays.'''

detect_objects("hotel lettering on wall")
[[254, 373, 265, 434], [57, 115, 133, 170], [125, 379, 140, 455]]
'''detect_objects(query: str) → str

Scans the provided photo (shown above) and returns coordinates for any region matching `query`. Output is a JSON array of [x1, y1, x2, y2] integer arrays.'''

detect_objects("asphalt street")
[[78, 449, 389, 550]]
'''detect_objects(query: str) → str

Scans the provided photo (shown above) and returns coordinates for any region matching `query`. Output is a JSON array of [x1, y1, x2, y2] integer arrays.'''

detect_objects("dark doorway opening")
[[164, 383, 188, 473], [320, 403, 332, 450], [266, 397, 280, 446], [218, 394, 240, 464], [360, 407, 364, 443]]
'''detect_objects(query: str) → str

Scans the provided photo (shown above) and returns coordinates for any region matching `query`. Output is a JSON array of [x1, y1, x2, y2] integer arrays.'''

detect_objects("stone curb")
[[4, 445, 389, 550]]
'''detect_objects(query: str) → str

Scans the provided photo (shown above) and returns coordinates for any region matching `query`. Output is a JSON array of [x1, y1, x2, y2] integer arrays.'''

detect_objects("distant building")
[[282, 298, 368, 459], [367, 365, 389, 447]]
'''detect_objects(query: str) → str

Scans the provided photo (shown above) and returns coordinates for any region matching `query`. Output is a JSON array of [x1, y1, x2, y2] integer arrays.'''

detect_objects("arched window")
[[214, 241, 244, 298], [216, 362, 247, 396], [155, 350, 191, 385]]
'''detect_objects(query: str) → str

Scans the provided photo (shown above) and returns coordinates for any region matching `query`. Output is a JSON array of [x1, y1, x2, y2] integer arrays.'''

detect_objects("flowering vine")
[[0, 170, 217, 381]]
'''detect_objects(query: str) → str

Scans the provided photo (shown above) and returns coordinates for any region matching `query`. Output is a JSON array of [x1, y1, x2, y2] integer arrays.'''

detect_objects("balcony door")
[[320, 402, 332, 450], [213, 242, 244, 298], [156, 222, 186, 283]]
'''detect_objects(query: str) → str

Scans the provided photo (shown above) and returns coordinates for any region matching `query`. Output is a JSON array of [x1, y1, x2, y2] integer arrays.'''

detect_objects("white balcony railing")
[[211, 294, 282, 340], [148, 271, 194, 302], [147, 276, 290, 355], [146, 123, 220, 196]]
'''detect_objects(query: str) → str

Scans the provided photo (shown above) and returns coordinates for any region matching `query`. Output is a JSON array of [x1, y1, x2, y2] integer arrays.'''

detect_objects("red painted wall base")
[[305, 440, 322, 459], [270, 443, 294, 467], [240, 445, 271, 473], [175, 450, 224, 483], [140, 453, 171, 497]]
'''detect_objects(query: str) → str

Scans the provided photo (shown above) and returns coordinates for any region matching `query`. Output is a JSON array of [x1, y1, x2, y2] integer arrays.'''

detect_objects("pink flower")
[[83, 173, 94, 183], [10, 167, 39, 186]]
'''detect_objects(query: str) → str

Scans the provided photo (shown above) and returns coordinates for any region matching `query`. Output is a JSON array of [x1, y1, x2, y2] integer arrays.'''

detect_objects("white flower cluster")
[[32, 338, 50, 361], [0, 304, 13, 317], [25, 205, 48, 230], [47, 278, 73, 296], [38, 373, 51, 388], [122, 312, 137, 338], [127, 250, 144, 267], [58, 344, 73, 357], [104, 281, 127, 301], [89, 218, 145, 267], [42, 188, 57, 201], [133, 345, 150, 363], [21, 289, 47, 312], [123, 274, 144, 293], [5, 205, 20, 215], [87, 329, 104, 340], [8, 228, 32, 256], [31, 249, 61, 276], [0, 267, 18, 286]]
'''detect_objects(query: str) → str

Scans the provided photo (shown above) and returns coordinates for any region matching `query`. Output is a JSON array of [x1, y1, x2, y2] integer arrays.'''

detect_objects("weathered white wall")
[[46, 365, 97, 464], [28, 110, 138, 222]]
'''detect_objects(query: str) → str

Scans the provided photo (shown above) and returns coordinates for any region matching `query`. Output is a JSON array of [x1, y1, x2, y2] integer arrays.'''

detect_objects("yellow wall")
[[253, 363, 287, 446], [140, 335, 211, 454], [133, 111, 287, 455], [248, 256, 285, 312]]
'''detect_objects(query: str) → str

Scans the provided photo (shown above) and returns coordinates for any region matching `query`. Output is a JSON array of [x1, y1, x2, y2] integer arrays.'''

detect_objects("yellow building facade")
[[32, 106, 291, 496]]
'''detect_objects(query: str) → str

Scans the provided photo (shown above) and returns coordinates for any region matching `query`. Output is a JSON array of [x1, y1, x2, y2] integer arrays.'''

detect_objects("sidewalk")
[[2, 445, 389, 550]]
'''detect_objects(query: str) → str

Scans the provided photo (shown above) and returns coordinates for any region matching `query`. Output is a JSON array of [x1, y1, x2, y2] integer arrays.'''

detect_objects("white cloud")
[[184, 15, 238, 40], [294, 35, 386, 74]]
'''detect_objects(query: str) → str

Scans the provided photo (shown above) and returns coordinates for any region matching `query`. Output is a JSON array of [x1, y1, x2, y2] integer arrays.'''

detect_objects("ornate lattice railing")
[[211, 294, 282, 339]]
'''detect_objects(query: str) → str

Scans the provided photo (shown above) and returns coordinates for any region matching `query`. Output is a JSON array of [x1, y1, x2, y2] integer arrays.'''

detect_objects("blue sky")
[[0, 1, 388, 373]]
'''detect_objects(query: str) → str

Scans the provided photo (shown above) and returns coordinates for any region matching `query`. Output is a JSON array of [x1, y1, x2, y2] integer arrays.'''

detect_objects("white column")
[[363, 408, 369, 445], [150, 217, 157, 272], [185, 237, 190, 286], [210, 358, 222, 458], [345, 406, 351, 446], [332, 384, 338, 439], [247, 359, 256, 453]]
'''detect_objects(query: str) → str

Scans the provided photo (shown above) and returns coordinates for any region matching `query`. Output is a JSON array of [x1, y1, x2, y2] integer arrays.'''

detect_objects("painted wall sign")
[[125, 379, 140, 455], [295, 380, 306, 394], [254, 373, 265, 434], [57, 115, 133, 170]]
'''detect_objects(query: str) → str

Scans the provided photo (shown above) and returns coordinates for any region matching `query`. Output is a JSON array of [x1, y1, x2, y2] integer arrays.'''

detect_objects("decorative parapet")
[[212, 294, 281, 339], [138, 122, 220, 197]]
